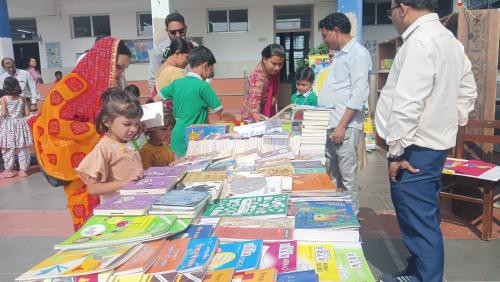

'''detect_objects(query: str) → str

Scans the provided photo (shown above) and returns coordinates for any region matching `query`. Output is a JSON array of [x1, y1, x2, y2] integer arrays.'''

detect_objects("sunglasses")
[[386, 4, 400, 20], [168, 28, 186, 36]]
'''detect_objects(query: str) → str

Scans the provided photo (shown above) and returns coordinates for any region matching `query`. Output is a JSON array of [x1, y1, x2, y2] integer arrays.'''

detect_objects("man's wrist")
[[386, 152, 403, 162]]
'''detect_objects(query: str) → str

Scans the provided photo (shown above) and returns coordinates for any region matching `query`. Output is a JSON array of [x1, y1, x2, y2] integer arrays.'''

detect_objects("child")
[[291, 66, 317, 106], [76, 88, 144, 203], [155, 46, 223, 157], [140, 108, 176, 170], [0, 77, 33, 178]]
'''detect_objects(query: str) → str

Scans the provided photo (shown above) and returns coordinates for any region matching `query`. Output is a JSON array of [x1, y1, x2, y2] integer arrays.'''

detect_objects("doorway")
[[10, 18, 41, 71], [13, 43, 41, 70]]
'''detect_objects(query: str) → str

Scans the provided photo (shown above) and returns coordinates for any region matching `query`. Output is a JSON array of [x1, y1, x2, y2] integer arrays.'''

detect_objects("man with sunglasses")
[[148, 12, 198, 94], [375, 1, 477, 281]]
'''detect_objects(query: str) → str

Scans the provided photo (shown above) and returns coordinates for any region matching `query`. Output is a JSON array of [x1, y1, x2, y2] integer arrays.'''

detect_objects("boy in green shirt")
[[291, 66, 317, 106], [155, 46, 223, 157]]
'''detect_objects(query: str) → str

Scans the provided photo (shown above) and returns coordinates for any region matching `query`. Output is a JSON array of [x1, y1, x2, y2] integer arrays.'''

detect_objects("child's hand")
[[126, 169, 144, 182]]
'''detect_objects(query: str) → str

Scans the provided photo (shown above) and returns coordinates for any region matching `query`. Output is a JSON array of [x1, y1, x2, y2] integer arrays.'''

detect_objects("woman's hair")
[[124, 84, 141, 99], [95, 87, 143, 134], [164, 108, 176, 128], [189, 46, 216, 68], [117, 40, 132, 57], [261, 44, 286, 59], [295, 66, 315, 83], [1, 77, 22, 96], [165, 38, 191, 58]]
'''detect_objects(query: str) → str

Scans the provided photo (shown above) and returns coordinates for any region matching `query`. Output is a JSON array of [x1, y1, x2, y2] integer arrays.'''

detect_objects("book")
[[444, 158, 496, 176], [214, 217, 294, 241], [114, 240, 166, 276], [185, 124, 229, 144], [231, 268, 278, 282], [259, 241, 297, 273], [276, 270, 319, 282], [230, 176, 282, 197], [259, 148, 295, 162], [176, 237, 220, 273], [256, 165, 294, 177], [144, 166, 189, 181], [176, 181, 224, 201], [108, 273, 146, 282], [141, 273, 179, 281], [208, 159, 237, 171], [203, 194, 289, 218], [294, 201, 360, 230], [291, 161, 324, 169], [175, 271, 208, 282], [183, 171, 227, 182], [296, 243, 339, 282], [291, 173, 335, 192], [333, 243, 376, 282], [208, 240, 263, 272], [16, 243, 140, 281], [203, 268, 235, 282], [141, 102, 164, 128], [293, 167, 326, 174], [121, 177, 178, 195], [94, 194, 161, 216], [147, 238, 191, 274], [55, 215, 177, 250], [152, 190, 211, 210], [171, 224, 214, 240]]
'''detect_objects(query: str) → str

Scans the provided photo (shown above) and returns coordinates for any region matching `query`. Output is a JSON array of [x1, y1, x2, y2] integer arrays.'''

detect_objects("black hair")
[[319, 13, 351, 34], [165, 38, 191, 58], [55, 71, 62, 76], [395, 0, 438, 11], [165, 12, 185, 27], [124, 84, 141, 99], [1, 57, 15, 67], [189, 46, 216, 68], [261, 44, 286, 59], [1, 77, 22, 96], [95, 87, 143, 134], [164, 108, 175, 128], [117, 40, 132, 57], [295, 66, 315, 83]]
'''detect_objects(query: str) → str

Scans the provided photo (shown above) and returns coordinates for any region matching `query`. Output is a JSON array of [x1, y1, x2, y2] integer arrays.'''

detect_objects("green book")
[[203, 194, 289, 218], [334, 244, 376, 282], [55, 215, 177, 250], [294, 167, 327, 174]]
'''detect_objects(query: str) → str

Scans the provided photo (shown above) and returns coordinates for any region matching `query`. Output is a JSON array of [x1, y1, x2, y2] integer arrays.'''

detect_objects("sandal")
[[0, 171, 17, 179], [18, 170, 28, 177]]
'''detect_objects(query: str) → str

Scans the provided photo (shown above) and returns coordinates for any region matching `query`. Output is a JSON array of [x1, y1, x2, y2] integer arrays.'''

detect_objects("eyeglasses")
[[386, 4, 400, 20], [168, 28, 185, 36]]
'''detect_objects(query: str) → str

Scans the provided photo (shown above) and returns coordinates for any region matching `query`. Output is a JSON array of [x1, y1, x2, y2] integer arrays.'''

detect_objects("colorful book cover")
[[260, 241, 297, 273], [256, 165, 294, 177], [94, 194, 161, 216], [121, 177, 178, 195], [109, 273, 146, 282], [74, 271, 113, 282], [203, 194, 289, 218], [171, 224, 215, 240], [208, 240, 263, 272], [231, 268, 277, 282], [177, 237, 220, 273], [296, 244, 339, 282], [208, 159, 237, 171], [292, 173, 335, 191], [294, 201, 360, 229], [334, 244, 376, 282], [185, 124, 229, 143], [114, 240, 166, 275], [291, 161, 323, 169], [141, 273, 179, 282], [153, 190, 211, 208], [293, 167, 326, 174], [183, 171, 227, 182], [175, 271, 208, 281], [203, 268, 235, 282], [214, 217, 294, 241], [147, 238, 191, 274], [176, 181, 223, 201], [276, 270, 319, 282], [144, 166, 189, 179], [55, 215, 177, 250], [16, 243, 138, 281], [444, 158, 495, 176]]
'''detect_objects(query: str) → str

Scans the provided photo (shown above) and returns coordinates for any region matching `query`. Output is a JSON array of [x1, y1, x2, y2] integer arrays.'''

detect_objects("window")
[[208, 9, 248, 33], [72, 15, 110, 38], [363, 2, 376, 25], [376, 2, 392, 25], [362, 0, 391, 25], [138, 12, 153, 36]]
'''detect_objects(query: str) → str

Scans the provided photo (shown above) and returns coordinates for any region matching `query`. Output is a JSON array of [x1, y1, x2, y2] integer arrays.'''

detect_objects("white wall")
[[362, 24, 398, 72]]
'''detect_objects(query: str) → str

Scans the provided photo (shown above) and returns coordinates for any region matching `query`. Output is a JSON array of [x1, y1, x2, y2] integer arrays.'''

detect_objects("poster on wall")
[[45, 42, 62, 68], [123, 39, 154, 64], [308, 54, 331, 76]]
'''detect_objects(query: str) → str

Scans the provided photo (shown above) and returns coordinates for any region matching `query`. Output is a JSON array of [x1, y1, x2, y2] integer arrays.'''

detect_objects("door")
[[13, 43, 41, 70]]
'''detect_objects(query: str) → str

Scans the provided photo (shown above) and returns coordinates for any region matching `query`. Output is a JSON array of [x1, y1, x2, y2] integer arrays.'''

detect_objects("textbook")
[[94, 194, 161, 216], [294, 201, 360, 230], [203, 194, 289, 218], [176, 237, 220, 273], [333, 243, 376, 282], [276, 270, 319, 282], [120, 176, 178, 195], [296, 243, 339, 282], [176, 181, 224, 201], [203, 268, 235, 282], [183, 171, 227, 183], [114, 240, 166, 276], [144, 166, 189, 180], [214, 217, 294, 241], [291, 173, 335, 192], [229, 176, 282, 197], [185, 124, 230, 144], [231, 268, 278, 282], [152, 190, 211, 210], [171, 224, 215, 240], [147, 238, 191, 275], [208, 240, 263, 272], [259, 241, 297, 273]]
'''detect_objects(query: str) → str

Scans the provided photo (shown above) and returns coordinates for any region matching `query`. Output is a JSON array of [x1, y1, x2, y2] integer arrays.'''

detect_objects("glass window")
[[377, 2, 392, 25], [229, 9, 248, 31], [92, 15, 111, 37], [138, 12, 153, 36], [73, 16, 92, 38], [363, 2, 376, 25], [208, 10, 228, 32]]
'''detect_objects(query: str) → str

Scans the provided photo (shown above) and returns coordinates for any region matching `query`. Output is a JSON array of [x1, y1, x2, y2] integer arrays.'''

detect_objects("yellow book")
[[297, 243, 339, 282], [204, 267, 235, 282], [109, 273, 145, 282]]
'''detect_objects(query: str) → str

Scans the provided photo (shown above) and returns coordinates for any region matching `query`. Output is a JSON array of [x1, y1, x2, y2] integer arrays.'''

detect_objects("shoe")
[[379, 273, 412, 282], [18, 170, 28, 177], [0, 171, 17, 178]]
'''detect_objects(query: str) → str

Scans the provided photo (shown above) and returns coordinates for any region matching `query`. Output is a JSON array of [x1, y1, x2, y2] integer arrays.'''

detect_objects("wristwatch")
[[386, 152, 403, 162]]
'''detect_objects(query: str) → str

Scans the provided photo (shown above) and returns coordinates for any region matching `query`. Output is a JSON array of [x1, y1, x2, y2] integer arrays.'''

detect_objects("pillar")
[[0, 0, 14, 63], [151, 0, 171, 46], [337, 0, 363, 42]]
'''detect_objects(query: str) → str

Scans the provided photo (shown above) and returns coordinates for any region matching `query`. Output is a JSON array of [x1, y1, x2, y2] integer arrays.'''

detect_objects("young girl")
[[76, 88, 144, 203], [140, 108, 176, 170], [0, 77, 33, 178], [291, 66, 317, 106]]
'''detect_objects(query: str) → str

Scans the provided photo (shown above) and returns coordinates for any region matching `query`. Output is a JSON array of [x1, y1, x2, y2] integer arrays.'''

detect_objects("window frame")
[[71, 14, 111, 38], [136, 11, 153, 37], [362, 0, 392, 26], [207, 8, 249, 34]]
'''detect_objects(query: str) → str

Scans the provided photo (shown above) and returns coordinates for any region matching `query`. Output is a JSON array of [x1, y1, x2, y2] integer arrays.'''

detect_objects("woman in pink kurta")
[[241, 44, 285, 122]]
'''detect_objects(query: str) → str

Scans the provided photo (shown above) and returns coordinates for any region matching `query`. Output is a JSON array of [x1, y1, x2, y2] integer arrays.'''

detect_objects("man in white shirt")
[[375, 1, 477, 281], [0, 57, 40, 112], [318, 13, 372, 215]]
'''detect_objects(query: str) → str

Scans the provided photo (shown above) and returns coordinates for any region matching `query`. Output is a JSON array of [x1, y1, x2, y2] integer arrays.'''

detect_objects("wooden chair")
[[440, 120, 500, 240]]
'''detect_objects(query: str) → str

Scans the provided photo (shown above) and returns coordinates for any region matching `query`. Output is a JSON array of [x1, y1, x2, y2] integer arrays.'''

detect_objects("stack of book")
[[299, 109, 331, 155], [119, 165, 188, 195], [149, 190, 212, 219]]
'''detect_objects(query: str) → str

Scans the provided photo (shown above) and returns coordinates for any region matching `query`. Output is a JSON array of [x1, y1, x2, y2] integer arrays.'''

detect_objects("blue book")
[[208, 240, 263, 272], [294, 201, 360, 229], [277, 270, 319, 282], [152, 190, 211, 210], [176, 237, 219, 273], [170, 224, 214, 240], [185, 124, 229, 144]]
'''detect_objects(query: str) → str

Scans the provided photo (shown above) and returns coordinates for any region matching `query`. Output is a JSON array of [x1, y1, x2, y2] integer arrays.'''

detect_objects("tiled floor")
[[0, 149, 498, 281]]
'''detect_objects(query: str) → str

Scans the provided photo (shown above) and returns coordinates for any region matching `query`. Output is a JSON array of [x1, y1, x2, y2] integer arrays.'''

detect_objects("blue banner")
[[0, 0, 11, 38]]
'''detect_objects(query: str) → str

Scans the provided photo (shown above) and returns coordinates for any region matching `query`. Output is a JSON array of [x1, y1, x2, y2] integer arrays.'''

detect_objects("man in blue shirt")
[[317, 13, 371, 214]]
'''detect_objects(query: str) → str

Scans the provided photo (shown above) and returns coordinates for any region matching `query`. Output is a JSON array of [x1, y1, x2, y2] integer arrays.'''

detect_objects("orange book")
[[203, 268, 235, 282], [114, 239, 166, 276], [147, 238, 190, 274], [231, 268, 277, 282], [292, 173, 336, 191]]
